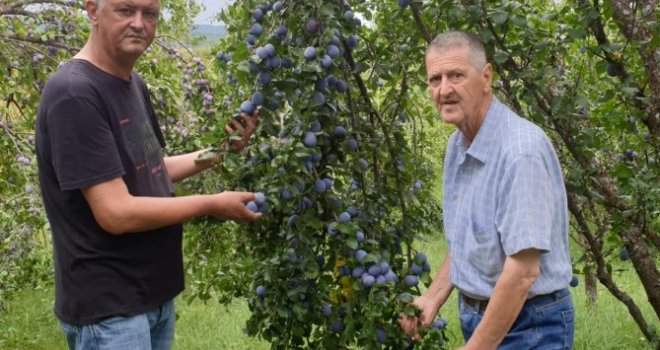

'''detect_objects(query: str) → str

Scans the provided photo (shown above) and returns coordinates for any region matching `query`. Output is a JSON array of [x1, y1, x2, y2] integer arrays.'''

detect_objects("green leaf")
[[352, 62, 370, 74], [491, 11, 509, 25], [493, 51, 510, 65], [403, 304, 418, 317], [613, 164, 633, 178], [345, 238, 358, 250]]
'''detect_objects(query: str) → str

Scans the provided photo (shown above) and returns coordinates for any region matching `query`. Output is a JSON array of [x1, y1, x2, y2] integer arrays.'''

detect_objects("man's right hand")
[[209, 191, 262, 223], [399, 294, 441, 340]]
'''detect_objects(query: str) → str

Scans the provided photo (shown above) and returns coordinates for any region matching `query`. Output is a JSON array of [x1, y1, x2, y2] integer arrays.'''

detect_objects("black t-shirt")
[[35, 59, 184, 325]]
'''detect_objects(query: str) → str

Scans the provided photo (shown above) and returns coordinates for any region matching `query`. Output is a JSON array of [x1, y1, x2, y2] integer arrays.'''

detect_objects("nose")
[[438, 77, 453, 98], [129, 12, 145, 31]]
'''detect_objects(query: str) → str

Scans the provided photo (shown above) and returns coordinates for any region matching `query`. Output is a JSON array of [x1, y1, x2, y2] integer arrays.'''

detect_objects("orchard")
[[1, 0, 659, 349]]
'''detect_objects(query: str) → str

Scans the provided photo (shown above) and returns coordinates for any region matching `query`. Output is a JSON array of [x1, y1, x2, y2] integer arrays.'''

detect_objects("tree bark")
[[621, 226, 660, 321], [567, 193, 658, 342], [607, 0, 660, 136]]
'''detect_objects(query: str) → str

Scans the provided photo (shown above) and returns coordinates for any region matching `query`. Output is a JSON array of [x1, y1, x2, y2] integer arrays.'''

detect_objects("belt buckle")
[[463, 294, 489, 311]]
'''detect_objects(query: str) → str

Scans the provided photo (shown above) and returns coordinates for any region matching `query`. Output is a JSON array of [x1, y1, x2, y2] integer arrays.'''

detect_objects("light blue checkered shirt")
[[443, 97, 572, 299]]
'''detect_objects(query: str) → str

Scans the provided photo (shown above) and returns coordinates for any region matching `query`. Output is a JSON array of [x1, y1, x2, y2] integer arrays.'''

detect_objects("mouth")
[[126, 35, 147, 41], [440, 95, 459, 105]]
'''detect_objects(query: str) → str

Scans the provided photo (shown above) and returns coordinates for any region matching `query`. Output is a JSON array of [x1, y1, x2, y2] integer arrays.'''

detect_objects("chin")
[[439, 112, 460, 125], [121, 45, 147, 56]]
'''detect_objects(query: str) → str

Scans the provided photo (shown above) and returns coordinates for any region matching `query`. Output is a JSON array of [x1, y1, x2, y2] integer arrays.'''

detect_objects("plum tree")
[[197, 0, 659, 347], [2, 0, 658, 347], [0, 0, 205, 310]]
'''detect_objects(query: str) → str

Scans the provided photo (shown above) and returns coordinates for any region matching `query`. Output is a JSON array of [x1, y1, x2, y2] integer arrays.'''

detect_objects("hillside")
[[191, 24, 227, 47]]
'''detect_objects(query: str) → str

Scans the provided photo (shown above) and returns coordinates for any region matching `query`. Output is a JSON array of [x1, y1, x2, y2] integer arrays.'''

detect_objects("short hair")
[[426, 31, 487, 70]]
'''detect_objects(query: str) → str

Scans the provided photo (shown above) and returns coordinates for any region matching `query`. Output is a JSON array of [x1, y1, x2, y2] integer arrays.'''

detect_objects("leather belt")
[[461, 294, 489, 311], [461, 289, 567, 312]]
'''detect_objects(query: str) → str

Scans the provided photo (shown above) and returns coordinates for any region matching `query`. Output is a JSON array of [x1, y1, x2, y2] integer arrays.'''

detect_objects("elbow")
[[517, 260, 541, 289], [94, 210, 130, 235], [521, 266, 541, 288], [101, 223, 126, 236], [98, 220, 127, 236], [507, 249, 541, 289], [82, 179, 137, 235]]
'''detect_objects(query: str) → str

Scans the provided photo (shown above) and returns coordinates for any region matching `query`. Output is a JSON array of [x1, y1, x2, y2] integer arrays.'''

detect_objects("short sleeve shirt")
[[442, 97, 572, 299], [36, 59, 184, 325]]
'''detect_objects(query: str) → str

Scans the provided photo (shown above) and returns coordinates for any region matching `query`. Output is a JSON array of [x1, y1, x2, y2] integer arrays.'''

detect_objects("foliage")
[[0, 0, 202, 307], [178, 0, 449, 348], [186, 0, 660, 347], [0, 0, 658, 348], [452, 0, 660, 342]]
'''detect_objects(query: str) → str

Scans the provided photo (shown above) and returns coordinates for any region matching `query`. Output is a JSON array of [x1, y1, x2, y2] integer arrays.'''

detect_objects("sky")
[[194, 0, 232, 24]]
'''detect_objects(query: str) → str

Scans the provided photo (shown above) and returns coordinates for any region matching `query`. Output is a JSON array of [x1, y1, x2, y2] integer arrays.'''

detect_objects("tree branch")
[[342, 43, 411, 251], [567, 192, 657, 342], [410, 4, 432, 44], [0, 0, 75, 16], [1, 33, 78, 51], [606, 0, 660, 137]]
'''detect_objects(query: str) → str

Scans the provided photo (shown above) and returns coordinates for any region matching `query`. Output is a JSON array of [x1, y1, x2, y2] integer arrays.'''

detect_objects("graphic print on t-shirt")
[[119, 88, 166, 180]]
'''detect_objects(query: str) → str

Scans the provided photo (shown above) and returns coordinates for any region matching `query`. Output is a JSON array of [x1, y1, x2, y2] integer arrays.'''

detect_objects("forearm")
[[423, 254, 454, 309], [164, 148, 218, 182], [464, 270, 528, 349], [464, 250, 540, 350], [82, 178, 259, 235], [87, 185, 217, 234], [400, 253, 454, 336], [164, 111, 257, 182], [105, 194, 216, 234]]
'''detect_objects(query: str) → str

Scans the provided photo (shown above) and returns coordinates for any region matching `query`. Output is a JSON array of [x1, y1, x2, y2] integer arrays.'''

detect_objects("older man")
[[400, 31, 574, 350], [35, 0, 259, 348]]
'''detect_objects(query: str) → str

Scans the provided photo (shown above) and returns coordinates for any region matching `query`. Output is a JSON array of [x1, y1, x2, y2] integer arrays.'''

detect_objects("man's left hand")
[[225, 110, 259, 152]]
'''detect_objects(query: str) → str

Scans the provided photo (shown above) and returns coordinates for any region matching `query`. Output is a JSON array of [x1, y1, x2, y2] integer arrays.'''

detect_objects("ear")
[[86, 0, 101, 27], [482, 62, 493, 92]]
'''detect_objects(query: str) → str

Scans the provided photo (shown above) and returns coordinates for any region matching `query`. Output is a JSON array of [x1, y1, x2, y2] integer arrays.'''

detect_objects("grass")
[[416, 235, 658, 350], [0, 284, 268, 350], [1, 237, 656, 350]]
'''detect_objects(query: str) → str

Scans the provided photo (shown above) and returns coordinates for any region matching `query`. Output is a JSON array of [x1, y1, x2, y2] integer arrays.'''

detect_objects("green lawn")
[[0, 285, 267, 350], [0, 237, 656, 349]]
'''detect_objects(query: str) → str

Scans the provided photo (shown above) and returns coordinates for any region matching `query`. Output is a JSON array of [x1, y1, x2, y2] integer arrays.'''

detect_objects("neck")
[[460, 94, 493, 144], [75, 33, 137, 81]]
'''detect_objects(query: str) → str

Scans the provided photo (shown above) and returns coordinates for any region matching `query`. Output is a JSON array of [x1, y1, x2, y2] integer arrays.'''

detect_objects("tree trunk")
[[567, 193, 658, 342], [621, 227, 660, 321], [585, 260, 599, 307]]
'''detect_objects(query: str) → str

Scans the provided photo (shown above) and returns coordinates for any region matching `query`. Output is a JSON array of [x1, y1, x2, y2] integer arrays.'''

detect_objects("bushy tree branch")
[[1, 33, 77, 51]]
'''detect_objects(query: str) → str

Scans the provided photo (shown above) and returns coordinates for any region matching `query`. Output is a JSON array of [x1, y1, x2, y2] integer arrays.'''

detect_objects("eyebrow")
[[113, 1, 159, 10], [428, 73, 441, 81], [429, 68, 465, 80]]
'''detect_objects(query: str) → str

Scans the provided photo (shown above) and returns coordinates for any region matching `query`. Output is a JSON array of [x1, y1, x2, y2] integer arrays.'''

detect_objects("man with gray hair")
[[400, 31, 574, 349], [35, 0, 260, 349]]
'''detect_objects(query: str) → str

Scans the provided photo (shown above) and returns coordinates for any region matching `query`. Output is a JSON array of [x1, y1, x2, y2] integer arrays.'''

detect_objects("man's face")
[[425, 46, 491, 129], [93, 0, 159, 58]]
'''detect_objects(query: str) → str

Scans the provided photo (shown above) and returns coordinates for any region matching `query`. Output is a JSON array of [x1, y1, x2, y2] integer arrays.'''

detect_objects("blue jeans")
[[60, 300, 175, 350], [459, 288, 574, 349]]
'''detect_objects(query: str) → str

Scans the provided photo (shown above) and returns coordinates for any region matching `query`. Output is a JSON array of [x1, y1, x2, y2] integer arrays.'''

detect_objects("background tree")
[[0, 0, 657, 348], [188, 0, 659, 348], [185, 0, 448, 348], [402, 0, 660, 343], [0, 0, 204, 307]]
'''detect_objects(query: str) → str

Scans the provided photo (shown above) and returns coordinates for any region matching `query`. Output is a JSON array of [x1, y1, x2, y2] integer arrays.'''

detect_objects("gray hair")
[[427, 31, 487, 70]]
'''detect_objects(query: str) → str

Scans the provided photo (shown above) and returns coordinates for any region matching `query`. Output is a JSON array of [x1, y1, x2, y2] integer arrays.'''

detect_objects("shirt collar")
[[459, 97, 502, 164]]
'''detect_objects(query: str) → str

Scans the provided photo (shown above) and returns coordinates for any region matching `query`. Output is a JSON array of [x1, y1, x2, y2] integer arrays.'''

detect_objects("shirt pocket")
[[466, 221, 504, 277]]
